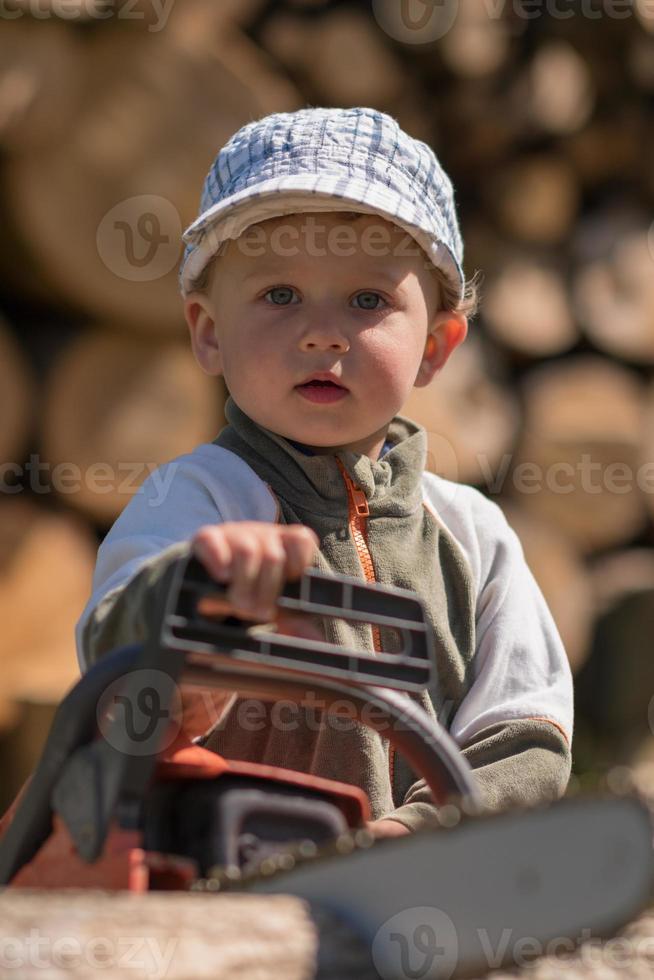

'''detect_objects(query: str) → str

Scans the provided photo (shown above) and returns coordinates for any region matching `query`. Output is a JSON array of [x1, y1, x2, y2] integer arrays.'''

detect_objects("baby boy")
[[76, 107, 573, 838]]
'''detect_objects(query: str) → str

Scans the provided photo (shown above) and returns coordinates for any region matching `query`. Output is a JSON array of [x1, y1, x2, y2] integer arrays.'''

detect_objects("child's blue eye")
[[353, 292, 385, 311], [264, 286, 297, 306]]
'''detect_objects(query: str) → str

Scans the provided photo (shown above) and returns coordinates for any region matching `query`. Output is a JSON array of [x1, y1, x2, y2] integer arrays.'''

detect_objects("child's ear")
[[415, 311, 468, 387], [184, 293, 223, 376]]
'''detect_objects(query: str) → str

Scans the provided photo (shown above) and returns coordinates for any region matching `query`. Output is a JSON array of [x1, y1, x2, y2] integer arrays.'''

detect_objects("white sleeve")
[[422, 475, 574, 748]]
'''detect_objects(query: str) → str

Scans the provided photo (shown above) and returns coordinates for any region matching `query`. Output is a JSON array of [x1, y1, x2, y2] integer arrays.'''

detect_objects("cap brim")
[[180, 173, 464, 302]]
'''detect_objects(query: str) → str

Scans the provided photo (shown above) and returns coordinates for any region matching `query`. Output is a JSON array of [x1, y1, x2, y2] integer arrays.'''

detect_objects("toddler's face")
[[184, 212, 467, 459]]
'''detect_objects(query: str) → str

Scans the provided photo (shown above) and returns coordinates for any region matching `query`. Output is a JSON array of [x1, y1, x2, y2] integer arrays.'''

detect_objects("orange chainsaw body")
[[0, 735, 369, 891]]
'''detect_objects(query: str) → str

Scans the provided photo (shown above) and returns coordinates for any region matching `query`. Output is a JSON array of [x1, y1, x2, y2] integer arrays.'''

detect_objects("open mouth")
[[298, 380, 344, 389], [295, 379, 349, 403]]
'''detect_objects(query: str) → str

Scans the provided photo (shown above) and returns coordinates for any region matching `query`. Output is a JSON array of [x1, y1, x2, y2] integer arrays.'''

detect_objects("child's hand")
[[191, 521, 320, 621], [365, 818, 411, 839]]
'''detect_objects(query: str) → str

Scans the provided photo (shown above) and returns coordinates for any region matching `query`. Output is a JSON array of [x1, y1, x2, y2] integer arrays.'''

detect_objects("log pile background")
[[0, 0, 653, 950]]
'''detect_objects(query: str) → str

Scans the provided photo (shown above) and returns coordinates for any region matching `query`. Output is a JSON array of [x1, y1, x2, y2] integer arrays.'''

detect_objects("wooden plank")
[[0, 890, 377, 979]]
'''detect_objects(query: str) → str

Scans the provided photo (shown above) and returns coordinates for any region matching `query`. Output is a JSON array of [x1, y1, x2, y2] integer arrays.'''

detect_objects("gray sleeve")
[[74, 447, 264, 673], [80, 540, 193, 669], [380, 718, 572, 833]]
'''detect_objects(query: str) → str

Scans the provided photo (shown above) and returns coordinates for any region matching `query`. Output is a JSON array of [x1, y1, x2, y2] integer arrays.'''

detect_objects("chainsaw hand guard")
[[161, 554, 438, 692]]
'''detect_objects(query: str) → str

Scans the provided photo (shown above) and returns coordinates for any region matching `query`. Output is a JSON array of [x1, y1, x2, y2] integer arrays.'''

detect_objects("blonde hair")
[[431, 265, 482, 320], [186, 211, 482, 319]]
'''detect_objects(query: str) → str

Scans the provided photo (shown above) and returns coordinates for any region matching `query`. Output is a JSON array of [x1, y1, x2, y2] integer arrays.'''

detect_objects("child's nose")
[[298, 324, 351, 353]]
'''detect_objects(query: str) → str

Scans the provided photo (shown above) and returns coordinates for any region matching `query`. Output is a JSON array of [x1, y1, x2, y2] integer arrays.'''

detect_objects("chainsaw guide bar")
[[194, 792, 654, 979]]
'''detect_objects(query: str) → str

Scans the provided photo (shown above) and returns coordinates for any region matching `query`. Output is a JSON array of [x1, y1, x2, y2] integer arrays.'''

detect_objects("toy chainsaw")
[[0, 555, 652, 979]]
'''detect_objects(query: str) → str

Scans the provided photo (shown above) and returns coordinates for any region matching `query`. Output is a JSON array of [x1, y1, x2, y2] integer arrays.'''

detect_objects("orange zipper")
[[334, 458, 396, 794]]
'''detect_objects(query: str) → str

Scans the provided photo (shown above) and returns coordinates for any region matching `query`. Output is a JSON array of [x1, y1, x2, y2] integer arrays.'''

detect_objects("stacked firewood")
[[0, 0, 653, 807]]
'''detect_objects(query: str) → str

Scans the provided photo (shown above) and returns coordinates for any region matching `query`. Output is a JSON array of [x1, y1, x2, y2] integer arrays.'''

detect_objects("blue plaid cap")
[[179, 106, 464, 302]]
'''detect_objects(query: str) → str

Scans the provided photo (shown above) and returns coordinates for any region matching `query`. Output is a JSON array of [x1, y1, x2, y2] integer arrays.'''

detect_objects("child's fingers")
[[191, 523, 319, 621], [191, 525, 232, 581], [231, 526, 317, 618], [228, 526, 317, 617], [365, 818, 411, 839], [250, 541, 287, 618], [227, 530, 264, 614], [279, 525, 320, 580]]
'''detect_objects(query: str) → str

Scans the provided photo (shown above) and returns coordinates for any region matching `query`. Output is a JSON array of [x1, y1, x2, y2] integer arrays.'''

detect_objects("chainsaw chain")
[[189, 826, 377, 893], [188, 779, 650, 895], [189, 798, 478, 893]]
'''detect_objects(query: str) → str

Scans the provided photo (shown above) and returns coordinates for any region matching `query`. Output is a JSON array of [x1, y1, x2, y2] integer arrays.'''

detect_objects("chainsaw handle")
[[161, 555, 438, 693]]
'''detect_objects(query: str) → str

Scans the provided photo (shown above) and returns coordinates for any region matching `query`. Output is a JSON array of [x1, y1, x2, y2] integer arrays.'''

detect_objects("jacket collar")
[[214, 396, 428, 519]]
